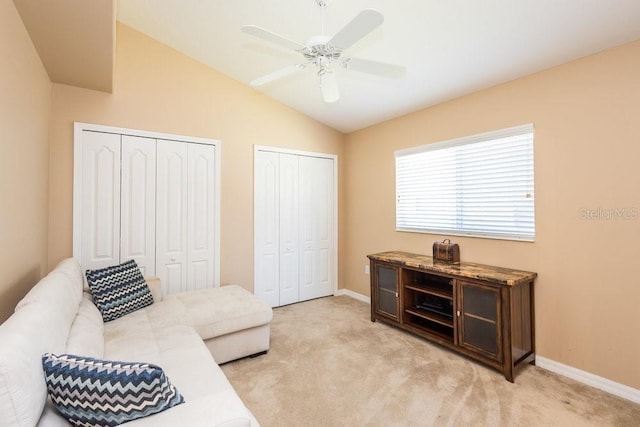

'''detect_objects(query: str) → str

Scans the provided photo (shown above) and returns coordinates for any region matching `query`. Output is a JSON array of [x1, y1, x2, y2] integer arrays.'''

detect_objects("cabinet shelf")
[[405, 307, 453, 328], [403, 313, 454, 343], [404, 283, 453, 300]]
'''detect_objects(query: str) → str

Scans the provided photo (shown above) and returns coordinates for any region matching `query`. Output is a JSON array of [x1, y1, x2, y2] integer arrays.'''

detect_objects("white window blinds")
[[395, 124, 535, 241]]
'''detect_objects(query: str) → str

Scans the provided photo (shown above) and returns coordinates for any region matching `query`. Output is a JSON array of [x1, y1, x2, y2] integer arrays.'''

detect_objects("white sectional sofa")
[[0, 258, 272, 426]]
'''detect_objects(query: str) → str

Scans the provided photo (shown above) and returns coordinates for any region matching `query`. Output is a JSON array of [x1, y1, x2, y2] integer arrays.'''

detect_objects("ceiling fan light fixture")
[[319, 69, 339, 103]]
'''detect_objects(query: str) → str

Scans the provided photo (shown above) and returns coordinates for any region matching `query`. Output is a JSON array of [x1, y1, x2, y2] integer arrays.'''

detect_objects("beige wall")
[[0, 1, 52, 322], [47, 23, 345, 291], [344, 40, 640, 389]]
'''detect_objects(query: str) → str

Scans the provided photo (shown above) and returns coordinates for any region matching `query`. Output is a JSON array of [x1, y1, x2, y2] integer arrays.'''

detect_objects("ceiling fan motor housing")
[[303, 35, 342, 73]]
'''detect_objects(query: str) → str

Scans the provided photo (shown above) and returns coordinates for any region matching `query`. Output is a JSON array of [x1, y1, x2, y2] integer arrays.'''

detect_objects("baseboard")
[[335, 288, 370, 304], [536, 356, 640, 403], [336, 290, 639, 403]]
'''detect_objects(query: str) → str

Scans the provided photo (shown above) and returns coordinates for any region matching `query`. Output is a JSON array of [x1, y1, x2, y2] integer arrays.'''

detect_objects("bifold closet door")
[[76, 125, 219, 294], [299, 156, 334, 301], [79, 131, 121, 272], [278, 154, 300, 306], [254, 151, 281, 307], [186, 142, 216, 291], [254, 150, 334, 307], [156, 140, 216, 295], [254, 152, 300, 307], [79, 132, 156, 274], [120, 135, 156, 277]]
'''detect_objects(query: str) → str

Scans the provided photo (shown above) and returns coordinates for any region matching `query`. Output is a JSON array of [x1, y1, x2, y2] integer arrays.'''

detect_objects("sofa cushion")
[[85, 260, 153, 322], [124, 395, 254, 427], [15, 258, 83, 322], [104, 314, 233, 399], [66, 293, 105, 358], [42, 353, 185, 426], [146, 285, 273, 340], [103, 315, 257, 426]]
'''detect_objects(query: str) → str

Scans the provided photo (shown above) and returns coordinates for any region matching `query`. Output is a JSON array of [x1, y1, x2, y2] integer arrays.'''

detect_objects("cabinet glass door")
[[458, 281, 501, 361], [375, 265, 399, 320]]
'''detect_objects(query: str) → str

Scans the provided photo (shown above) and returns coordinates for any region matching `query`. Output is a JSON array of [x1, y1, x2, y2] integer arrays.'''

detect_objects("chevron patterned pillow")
[[85, 260, 154, 322], [42, 353, 185, 426]]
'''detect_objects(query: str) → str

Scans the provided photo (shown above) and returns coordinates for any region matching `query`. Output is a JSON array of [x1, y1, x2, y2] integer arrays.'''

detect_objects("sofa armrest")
[[145, 276, 163, 302]]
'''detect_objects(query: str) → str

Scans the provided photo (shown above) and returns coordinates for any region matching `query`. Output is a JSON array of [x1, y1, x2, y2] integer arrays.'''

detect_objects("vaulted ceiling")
[[14, 0, 640, 133]]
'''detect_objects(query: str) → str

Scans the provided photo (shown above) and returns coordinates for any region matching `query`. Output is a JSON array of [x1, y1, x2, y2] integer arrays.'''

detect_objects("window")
[[395, 124, 535, 241]]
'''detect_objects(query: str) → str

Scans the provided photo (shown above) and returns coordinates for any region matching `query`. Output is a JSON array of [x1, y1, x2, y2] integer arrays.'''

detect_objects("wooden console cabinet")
[[368, 251, 536, 382]]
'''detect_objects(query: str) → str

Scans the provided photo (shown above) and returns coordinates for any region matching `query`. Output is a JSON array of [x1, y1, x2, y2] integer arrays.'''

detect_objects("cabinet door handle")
[[457, 310, 461, 317], [395, 292, 399, 298]]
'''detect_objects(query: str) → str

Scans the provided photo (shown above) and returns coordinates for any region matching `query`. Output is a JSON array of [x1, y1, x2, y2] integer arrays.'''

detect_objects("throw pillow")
[[85, 260, 153, 322], [42, 353, 185, 426]]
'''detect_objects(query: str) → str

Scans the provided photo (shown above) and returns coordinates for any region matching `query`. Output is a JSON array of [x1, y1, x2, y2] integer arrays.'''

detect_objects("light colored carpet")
[[221, 296, 640, 426]]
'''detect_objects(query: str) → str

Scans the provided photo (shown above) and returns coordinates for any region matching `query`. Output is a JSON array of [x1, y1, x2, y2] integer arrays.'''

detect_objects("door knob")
[[171, 257, 176, 262]]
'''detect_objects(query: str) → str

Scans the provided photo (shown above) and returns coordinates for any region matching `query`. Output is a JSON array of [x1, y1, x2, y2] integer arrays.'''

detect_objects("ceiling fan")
[[241, 0, 406, 103]]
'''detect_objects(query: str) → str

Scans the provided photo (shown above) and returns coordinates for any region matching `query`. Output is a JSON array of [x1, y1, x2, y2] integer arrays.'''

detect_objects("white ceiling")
[[117, 0, 640, 133]]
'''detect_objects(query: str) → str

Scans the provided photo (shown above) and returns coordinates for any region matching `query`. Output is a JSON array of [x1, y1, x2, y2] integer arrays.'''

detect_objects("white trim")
[[395, 123, 534, 157], [73, 122, 222, 286], [72, 124, 84, 264], [335, 288, 370, 304], [74, 122, 218, 146], [536, 356, 640, 403], [254, 144, 337, 161]]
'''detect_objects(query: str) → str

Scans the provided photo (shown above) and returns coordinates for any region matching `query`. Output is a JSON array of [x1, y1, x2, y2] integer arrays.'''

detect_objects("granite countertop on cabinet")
[[368, 251, 537, 286]]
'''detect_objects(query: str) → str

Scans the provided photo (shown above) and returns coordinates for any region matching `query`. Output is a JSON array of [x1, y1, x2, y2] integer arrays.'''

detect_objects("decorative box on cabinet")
[[368, 251, 536, 382]]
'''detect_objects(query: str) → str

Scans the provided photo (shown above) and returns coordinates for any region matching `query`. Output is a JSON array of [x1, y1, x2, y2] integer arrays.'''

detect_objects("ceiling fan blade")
[[241, 25, 305, 52], [328, 9, 383, 51], [342, 57, 406, 78], [250, 64, 306, 87], [320, 71, 339, 103]]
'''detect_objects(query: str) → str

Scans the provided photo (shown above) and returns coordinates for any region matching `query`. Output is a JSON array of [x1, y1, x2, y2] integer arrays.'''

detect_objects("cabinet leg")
[[504, 365, 514, 383]]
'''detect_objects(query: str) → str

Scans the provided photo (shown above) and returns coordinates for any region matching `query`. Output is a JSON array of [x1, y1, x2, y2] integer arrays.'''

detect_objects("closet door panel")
[[254, 149, 335, 307], [80, 131, 121, 271], [299, 156, 334, 301], [156, 140, 188, 295], [254, 151, 280, 307], [316, 158, 333, 290], [187, 143, 216, 290], [279, 154, 299, 306], [120, 135, 156, 277]]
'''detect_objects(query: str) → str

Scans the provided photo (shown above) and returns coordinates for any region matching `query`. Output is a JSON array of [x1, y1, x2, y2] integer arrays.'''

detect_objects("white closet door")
[[120, 135, 156, 277], [254, 149, 335, 307], [279, 154, 299, 306], [80, 131, 121, 272], [254, 151, 280, 307], [187, 143, 216, 290], [299, 156, 334, 301], [156, 139, 188, 294]]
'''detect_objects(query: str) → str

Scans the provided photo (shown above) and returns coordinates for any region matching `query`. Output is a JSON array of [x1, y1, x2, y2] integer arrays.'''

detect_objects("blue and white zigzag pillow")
[[42, 353, 185, 426], [85, 259, 154, 322]]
